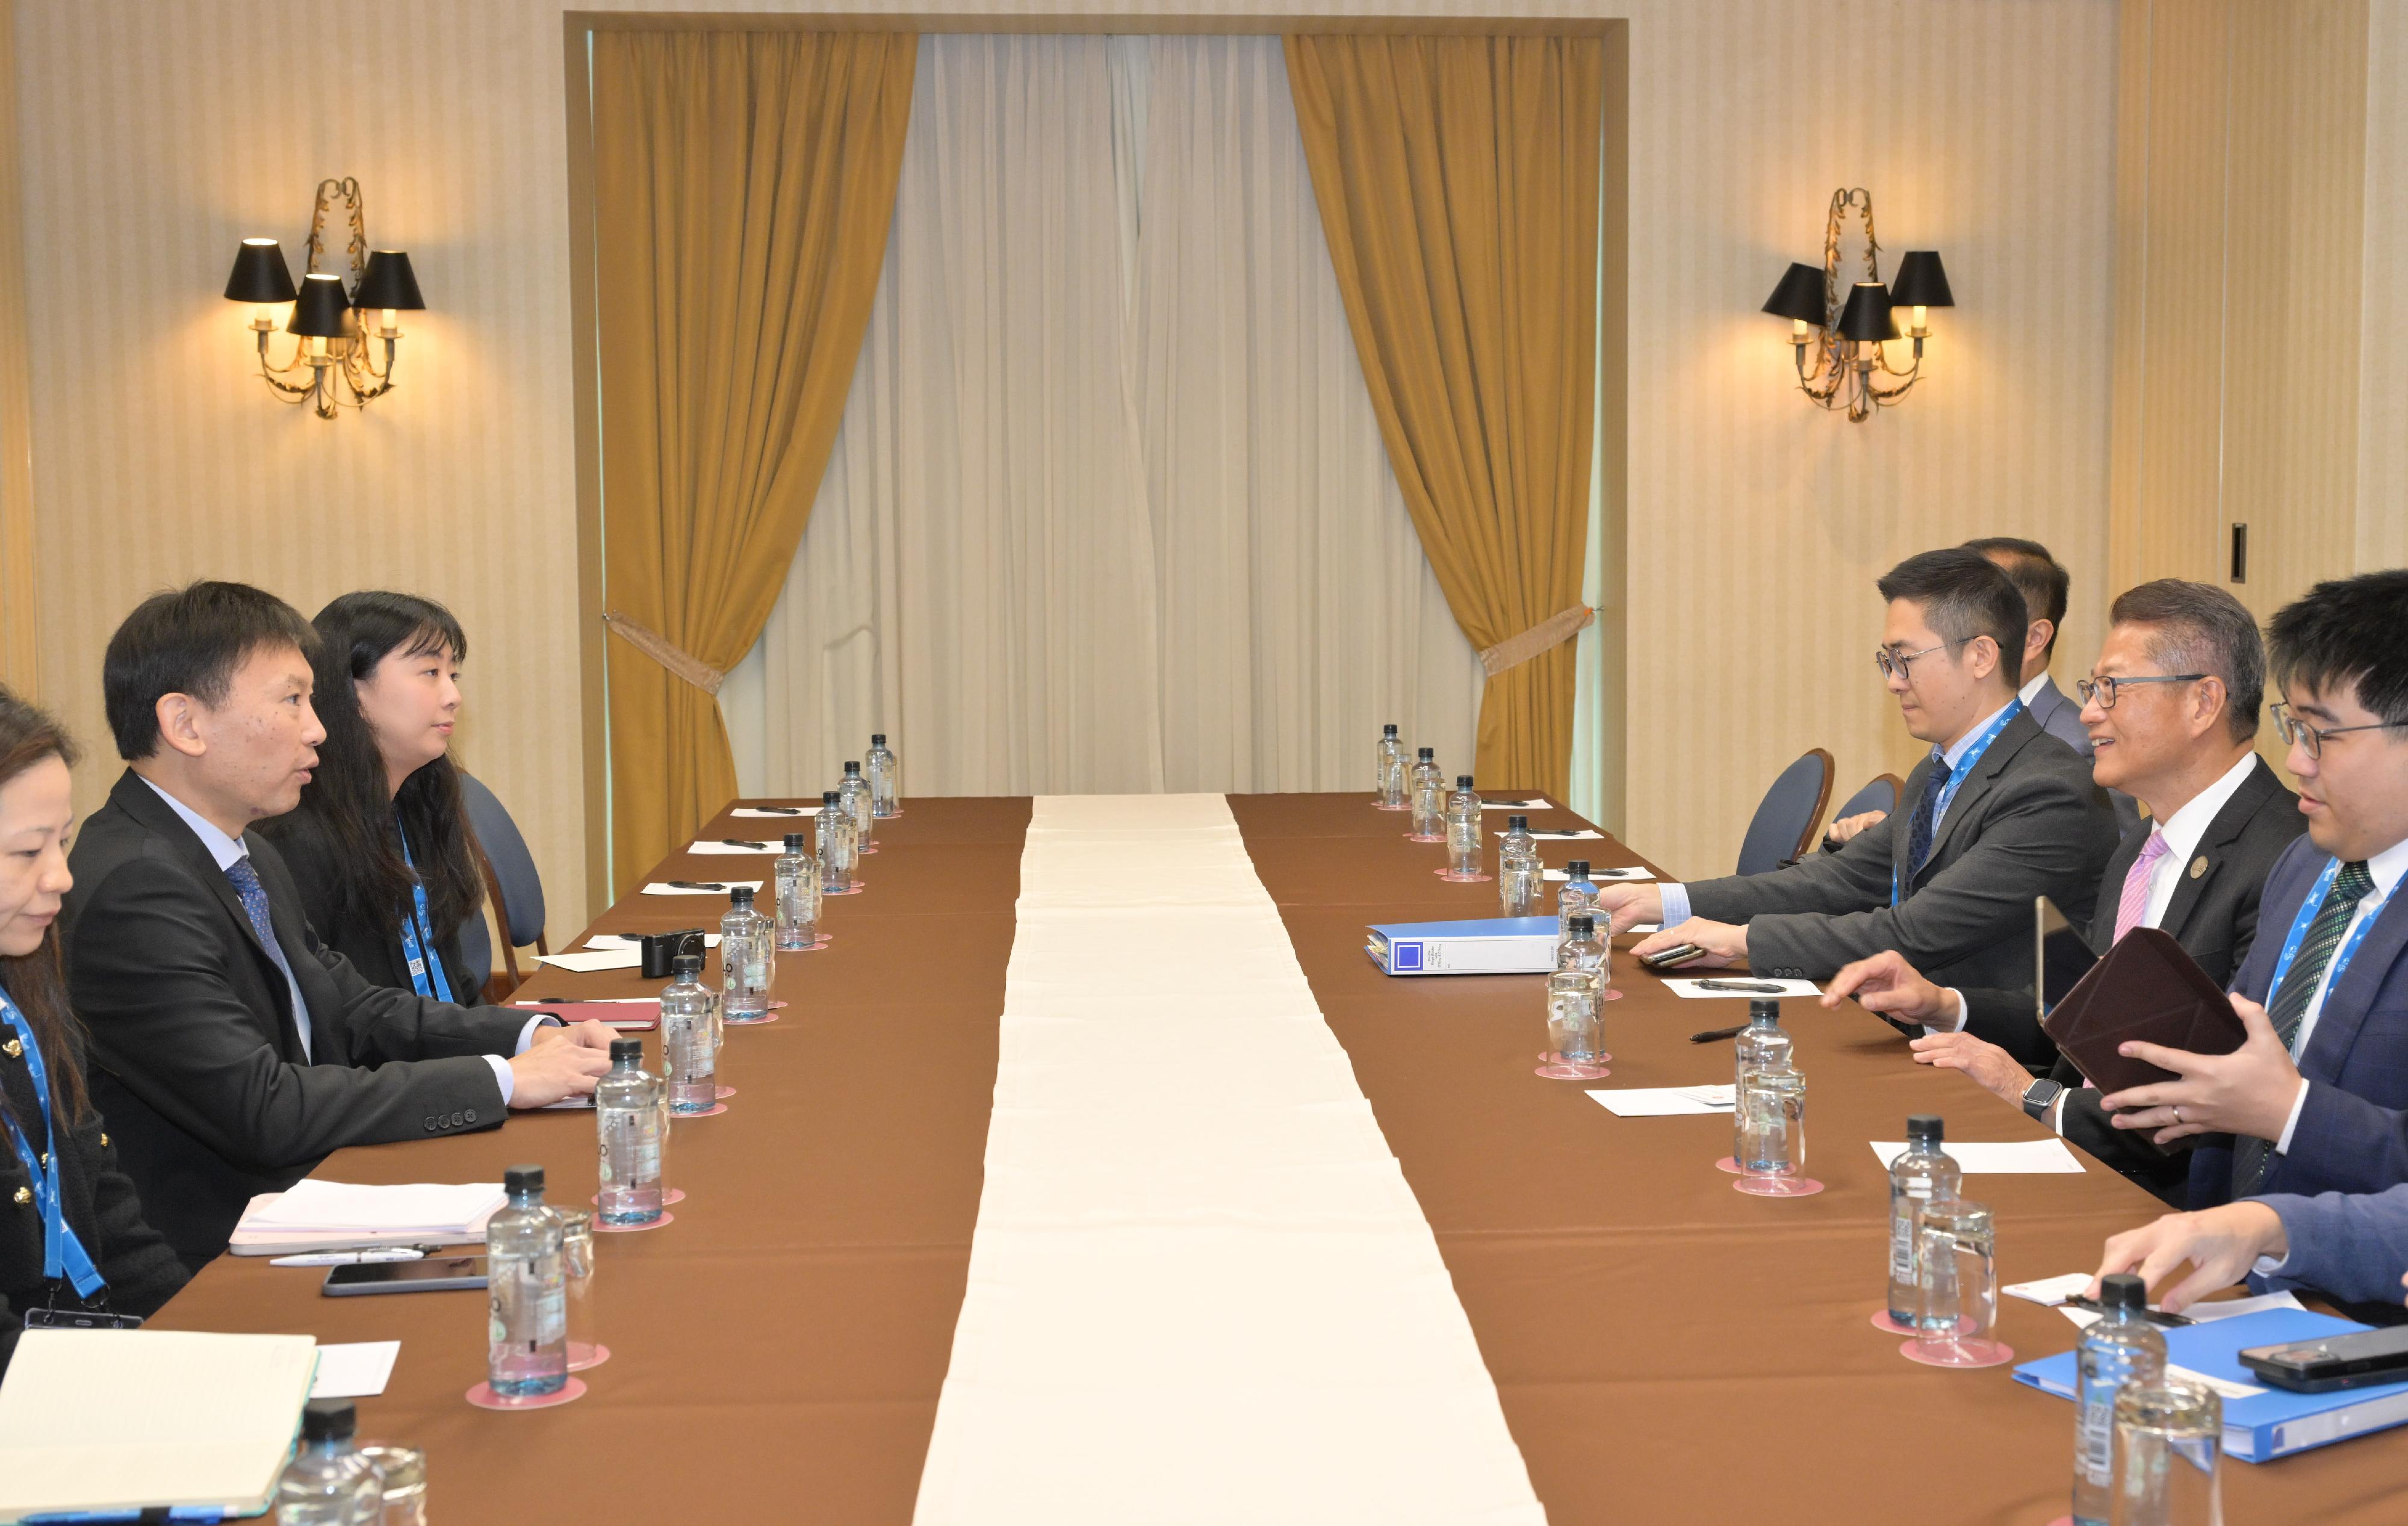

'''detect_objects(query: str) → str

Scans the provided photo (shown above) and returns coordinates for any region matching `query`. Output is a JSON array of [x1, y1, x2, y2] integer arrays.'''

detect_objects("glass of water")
[[1734, 1067, 1820, 1196], [2112, 1379, 2223, 1525], [1906, 1196, 2014, 1367], [353, 1444, 426, 1526], [1499, 858, 1542, 916], [550, 1205, 605, 1372]]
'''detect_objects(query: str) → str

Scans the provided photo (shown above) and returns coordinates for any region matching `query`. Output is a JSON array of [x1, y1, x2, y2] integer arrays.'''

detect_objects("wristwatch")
[[2020, 1077, 2065, 1121]]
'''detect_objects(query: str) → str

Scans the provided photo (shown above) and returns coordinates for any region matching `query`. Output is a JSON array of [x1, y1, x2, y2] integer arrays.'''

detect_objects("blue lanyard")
[[395, 822, 456, 1005], [0, 987, 105, 1299], [1894, 700, 2023, 906], [2264, 857, 2394, 1043]]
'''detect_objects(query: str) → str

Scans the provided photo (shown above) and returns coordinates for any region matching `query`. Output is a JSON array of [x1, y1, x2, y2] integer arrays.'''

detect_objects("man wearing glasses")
[[1606, 548, 2116, 1021], [2091, 569, 2408, 1211], [1819, 580, 2303, 1201]]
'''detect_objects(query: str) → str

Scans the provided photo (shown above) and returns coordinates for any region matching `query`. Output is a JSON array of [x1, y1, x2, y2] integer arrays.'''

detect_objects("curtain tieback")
[[1479, 604, 1594, 678], [603, 610, 726, 697]]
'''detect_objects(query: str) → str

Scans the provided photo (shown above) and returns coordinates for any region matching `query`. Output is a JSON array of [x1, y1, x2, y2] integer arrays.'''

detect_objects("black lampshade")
[[223, 238, 297, 304], [287, 272, 352, 338], [354, 250, 425, 311], [1835, 282, 1899, 342], [1761, 261, 1828, 325], [1889, 250, 1955, 309]]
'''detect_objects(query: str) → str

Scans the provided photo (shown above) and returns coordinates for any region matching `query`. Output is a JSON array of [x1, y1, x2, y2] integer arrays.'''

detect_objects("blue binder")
[[1364, 917, 1561, 976], [2012, 1307, 2408, 1462]]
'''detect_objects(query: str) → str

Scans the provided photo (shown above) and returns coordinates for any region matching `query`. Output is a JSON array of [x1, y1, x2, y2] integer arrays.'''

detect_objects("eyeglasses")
[[1873, 638, 1969, 682], [2271, 702, 2408, 760], [2074, 673, 2207, 710]]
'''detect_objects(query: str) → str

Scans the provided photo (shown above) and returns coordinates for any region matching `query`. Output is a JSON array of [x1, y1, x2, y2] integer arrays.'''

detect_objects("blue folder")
[[2012, 1307, 2408, 1462], [1364, 916, 1560, 976]]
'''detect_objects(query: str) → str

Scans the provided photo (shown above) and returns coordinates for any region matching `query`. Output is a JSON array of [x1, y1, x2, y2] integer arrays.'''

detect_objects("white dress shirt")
[[2273, 834, 2408, 1155], [140, 776, 533, 1100], [2018, 672, 2052, 710]]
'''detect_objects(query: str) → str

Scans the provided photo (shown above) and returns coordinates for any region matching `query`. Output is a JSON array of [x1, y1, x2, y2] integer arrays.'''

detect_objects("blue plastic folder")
[[2012, 1308, 2408, 1462], [1365, 917, 1561, 976]]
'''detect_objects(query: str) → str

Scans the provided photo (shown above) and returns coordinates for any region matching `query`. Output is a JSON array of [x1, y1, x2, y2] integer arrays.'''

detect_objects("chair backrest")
[[458, 773, 547, 993], [1734, 748, 1835, 876], [1830, 772, 1904, 827]]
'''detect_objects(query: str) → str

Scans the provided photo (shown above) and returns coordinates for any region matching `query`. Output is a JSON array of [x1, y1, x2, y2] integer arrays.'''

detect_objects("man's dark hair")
[[2109, 579, 2267, 745], [1876, 548, 2026, 692], [1963, 536, 2071, 661], [102, 581, 320, 760], [2267, 569, 2408, 728]]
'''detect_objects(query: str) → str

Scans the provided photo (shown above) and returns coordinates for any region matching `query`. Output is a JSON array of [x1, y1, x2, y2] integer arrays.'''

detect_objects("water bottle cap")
[[1456, 775, 1474, 789], [730, 885, 755, 907], [822, 790, 842, 804], [1569, 914, 1595, 936], [299, 1398, 357, 1443], [1567, 859, 1590, 879], [1906, 1114, 1944, 1143], [1418, 746, 1435, 760], [871, 733, 887, 745], [504, 1164, 545, 1196], [2099, 1273, 2148, 1312], [609, 1038, 643, 1064], [1383, 723, 1398, 737], [1748, 999, 1781, 1020], [1509, 814, 1528, 830], [784, 833, 807, 850], [844, 760, 862, 774], [672, 953, 701, 975]]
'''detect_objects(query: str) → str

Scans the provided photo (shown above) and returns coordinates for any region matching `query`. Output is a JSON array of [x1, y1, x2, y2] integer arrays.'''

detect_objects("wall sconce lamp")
[[1762, 188, 1952, 422], [223, 178, 424, 420]]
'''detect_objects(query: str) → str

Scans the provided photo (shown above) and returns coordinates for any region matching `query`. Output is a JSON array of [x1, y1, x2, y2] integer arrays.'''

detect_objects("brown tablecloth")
[[149, 794, 2407, 1523]]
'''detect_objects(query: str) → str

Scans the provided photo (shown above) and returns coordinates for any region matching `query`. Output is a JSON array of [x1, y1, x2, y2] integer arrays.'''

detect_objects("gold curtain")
[[591, 31, 916, 892], [1284, 35, 1601, 799]]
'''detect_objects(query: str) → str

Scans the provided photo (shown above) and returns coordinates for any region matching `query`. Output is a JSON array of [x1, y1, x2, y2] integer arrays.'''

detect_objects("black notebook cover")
[[2040, 926, 2245, 1096]]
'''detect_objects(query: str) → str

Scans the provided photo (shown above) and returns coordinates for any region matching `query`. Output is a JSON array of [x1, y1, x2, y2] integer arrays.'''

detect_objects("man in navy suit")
[[2098, 569, 2408, 1209]]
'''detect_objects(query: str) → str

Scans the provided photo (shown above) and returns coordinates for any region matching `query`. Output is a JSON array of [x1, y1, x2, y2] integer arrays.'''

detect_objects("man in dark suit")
[[61, 582, 612, 1267], [1822, 580, 2303, 1200], [1606, 549, 2118, 997], [2091, 569, 2408, 1210]]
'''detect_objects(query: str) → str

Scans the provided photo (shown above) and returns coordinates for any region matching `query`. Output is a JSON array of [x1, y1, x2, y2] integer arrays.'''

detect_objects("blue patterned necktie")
[[1904, 755, 1950, 876], [2232, 859, 2375, 1196], [223, 857, 305, 1039]]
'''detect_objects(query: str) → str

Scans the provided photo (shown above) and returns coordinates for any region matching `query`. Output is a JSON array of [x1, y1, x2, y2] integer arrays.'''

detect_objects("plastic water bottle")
[[1498, 815, 1541, 914], [485, 1164, 567, 1398], [275, 1400, 382, 1524], [1558, 910, 1609, 994], [1545, 973, 1603, 1069], [1409, 748, 1444, 838], [721, 886, 774, 1022], [1733, 999, 1792, 1156], [774, 831, 818, 951], [2074, 1273, 2168, 1525], [841, 760, 875, 854], [1444, 775, 1484, 876], [595, 1040, 665, 1226], [1888, 1114, 1963, 1327], [867, 732, 901, 817], [660, 953, 718, 1114], [1376, 723, 1407, 808], [818, 789, 857, 893], [1556, 860, 1600, 947], [1739, 1065, 1807, 1178]]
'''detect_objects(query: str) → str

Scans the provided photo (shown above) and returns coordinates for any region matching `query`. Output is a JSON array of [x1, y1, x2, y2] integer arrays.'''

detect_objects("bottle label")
[[1889, 1182, 1932, 1284], [2078, 1394, 2114, 1484]]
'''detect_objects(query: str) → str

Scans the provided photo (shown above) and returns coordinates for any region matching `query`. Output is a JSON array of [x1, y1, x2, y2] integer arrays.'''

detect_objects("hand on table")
[[2097, 994, 2301, 1145], [1630, 918, 1746, 969], [1823, 809, 1887, 848], [1908, 1032, 2030, 1108], [1822, 950, 1956, 1028], [1593, 882, 1663, 933], [533, 1018, 618, 1052], [2087, 1200, 2287, 1314], [507, 1036, 614, 1109]]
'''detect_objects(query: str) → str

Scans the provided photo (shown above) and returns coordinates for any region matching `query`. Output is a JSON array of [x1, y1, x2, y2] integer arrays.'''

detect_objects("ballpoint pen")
[[268, 1247, 436, 1267], [665, 880, 728, 892], [1690, 1024, 1747, 1043], [1696, 979, 1786, 994]]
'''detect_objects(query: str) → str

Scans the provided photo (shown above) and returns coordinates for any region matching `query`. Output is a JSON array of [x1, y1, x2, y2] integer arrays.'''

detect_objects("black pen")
[[746, 806, 805, 815], [1690, 1024, 1746, 1044], [2062, 1293, 2194, 1327], [719, 840, 772, 850], [665, 880, 728, 892], [1696, 978, 1786, 994]]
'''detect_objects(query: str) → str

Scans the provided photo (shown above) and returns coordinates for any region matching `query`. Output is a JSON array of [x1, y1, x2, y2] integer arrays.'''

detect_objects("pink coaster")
[[590, 1188, 684, 1207], [1714, 1155, 1742, 1174], [778, 935, 833, 952], [1871, 1310, 1975, 1336], [467, 1376, 587, 1410], [825, 882, 863, 896], [591, 1209, 675, 1233], [1597, 987, 1625, 1001], [1536, 1061, 1611, 1080], [716, 1085, 737, 1099], [877, 807, 904, 818], [1373, 800, 1409, 811], [858, 842, 880, 854], [1436, 869, 1495, 882], [722, 1013, 778, 1027], [1405, 832, 1445, 843], [566, 1341, 610, 1373], [1899, 1335, 2015, 1369], [1538, 1050, 1615, 1064], [1734, 1174, 1825, 1197], [769, 999, 790, 1009], [670, 1102, 729, 1117]]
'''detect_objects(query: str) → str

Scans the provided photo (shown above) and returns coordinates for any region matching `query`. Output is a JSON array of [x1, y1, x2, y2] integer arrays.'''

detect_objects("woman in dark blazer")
[[0, 688, 184, 1372], [259, 592, 488, 1005]]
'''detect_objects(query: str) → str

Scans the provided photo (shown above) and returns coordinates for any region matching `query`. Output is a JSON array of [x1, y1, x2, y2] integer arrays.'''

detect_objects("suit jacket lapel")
[[2029, 677, 2070, 734], [2300, 890, 2408, 1083], [1917, 712, 2039, 883], [2157, 759, 2279, 944]]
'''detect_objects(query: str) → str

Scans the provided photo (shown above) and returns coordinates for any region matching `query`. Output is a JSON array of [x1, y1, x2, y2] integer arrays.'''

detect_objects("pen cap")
[[871, 732, 887, 745], [1567, 859, 1590, 880], [730, 885, 756, 908], [1748, 999, 1780, 1022], [504, 1164, 545, 1197], [1456, 775, 1475, 789], [2099, 1273, 2147, 1312], [609, 1038, 643, 1065], [1417, 746, 1435, 761], [1383, 723, 1398, 737], [672, 953, 702, 977], [1905, 1113, 1944, 1144], [299, 1398, 358, 1444]]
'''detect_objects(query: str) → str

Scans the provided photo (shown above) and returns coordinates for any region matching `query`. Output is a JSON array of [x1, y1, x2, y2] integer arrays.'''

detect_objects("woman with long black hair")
[[0, 687, 184, 1372], [259, 592, 490, 1004]]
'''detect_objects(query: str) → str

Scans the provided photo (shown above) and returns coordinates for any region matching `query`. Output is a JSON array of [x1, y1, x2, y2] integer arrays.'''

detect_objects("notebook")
[[226, 1180, 504, 1256], [2041, 925, 2243, 1096], [0, 1329, 317, 1520]]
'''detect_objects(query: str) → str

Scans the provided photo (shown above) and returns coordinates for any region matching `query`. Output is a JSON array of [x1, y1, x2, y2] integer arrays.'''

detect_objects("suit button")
[[424, 1116, 438, 1132], [464, 1108, 478, 1124], [450, 1111, 465, 1126], [11, 1186, 28, 1206]]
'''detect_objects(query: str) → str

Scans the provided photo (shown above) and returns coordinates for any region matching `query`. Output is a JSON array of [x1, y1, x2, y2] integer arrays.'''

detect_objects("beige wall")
[[9, 0, 2123, 908]]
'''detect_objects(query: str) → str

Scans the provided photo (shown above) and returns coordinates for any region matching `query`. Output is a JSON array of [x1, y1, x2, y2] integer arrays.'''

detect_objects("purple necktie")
[[2112, 830, 2171, 944]]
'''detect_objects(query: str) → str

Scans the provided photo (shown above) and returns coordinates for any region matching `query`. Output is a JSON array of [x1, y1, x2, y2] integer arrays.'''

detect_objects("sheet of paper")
[[1585, 1085, 1736, 1117], [585, 933, 719, 950], [687, 839, 784, 855], [309, 1341, 399, 1400], [642, 879, 761, 897], [1867, 1138, 2086, 1174], [2189, 1290, 2307, 1323], [246, 1180, 504, 1235], [2005, 1272, 2096, 1307], [1524, 828, 1603, 840], [731, 805, 822, 819], [1663, 978, 1824, 999], [534, 947, 639, 973], [1541, 865, 1651, 881], [514, 996, 657, 1005], [1479, 798, 1551, 811]]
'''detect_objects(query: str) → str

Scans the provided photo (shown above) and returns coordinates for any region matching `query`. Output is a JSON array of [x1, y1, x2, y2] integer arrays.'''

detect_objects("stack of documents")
[[229, 1179, 505, 1256], [0, 1329, 318, 1521]]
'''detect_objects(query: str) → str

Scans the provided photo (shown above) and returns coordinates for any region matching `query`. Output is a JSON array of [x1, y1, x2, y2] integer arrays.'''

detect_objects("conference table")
[[154, 793, 2408, 1522]]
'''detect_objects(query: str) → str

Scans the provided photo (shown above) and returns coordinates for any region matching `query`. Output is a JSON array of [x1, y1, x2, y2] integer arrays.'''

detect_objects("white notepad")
[[731, 805, 823, 819], [247, 1179, 504, 1236], [687, 839, 785, 855], [1585, 1085, 1736, 1117], [1867, 1138, 2085, 1174], [0, 1329, 318, 1520]]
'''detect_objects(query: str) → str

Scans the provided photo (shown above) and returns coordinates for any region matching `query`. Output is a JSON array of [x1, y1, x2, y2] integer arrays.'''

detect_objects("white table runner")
[[913, 795, 1544, 1524]]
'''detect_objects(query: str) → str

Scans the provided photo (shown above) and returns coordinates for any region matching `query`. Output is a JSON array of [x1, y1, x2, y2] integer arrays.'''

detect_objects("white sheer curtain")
[[722, 35, 1483, 800]]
